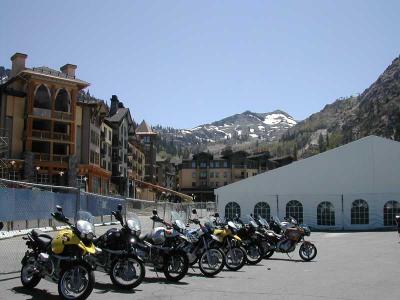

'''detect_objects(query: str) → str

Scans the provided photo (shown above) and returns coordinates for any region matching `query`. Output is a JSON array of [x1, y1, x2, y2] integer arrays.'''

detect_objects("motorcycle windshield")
[[258, 217, 270, 228], [126, 212, 141, 232], [76, 210, 95, 235], [171, 211, 186, 231]]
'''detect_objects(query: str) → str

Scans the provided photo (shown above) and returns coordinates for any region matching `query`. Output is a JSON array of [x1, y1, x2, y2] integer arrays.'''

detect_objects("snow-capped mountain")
[[154, 110, 297, 152]]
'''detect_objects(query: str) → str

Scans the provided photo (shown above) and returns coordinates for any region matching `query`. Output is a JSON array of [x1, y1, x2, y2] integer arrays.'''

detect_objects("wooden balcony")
[[31, 130, 70, 142], [52, 154, 69, 163], [32, 108, 73, 121], [33, 153, 69, 163], [52, 111, 73, 121]]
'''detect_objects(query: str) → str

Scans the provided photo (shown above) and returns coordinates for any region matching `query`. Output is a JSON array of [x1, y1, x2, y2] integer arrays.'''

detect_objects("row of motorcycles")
[[20, 204, 317, 299]]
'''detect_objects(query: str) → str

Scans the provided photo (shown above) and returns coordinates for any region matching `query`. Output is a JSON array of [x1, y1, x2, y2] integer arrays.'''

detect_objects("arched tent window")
[[383, 201, 400, 226], [55, 88, 70, 112], [286, 200, 303, 224], [351, 199, 369, 225], [34, 85, 51, 109], [254, 202, 270, 220], [225, 202, 240, 220], [317, 202, 335, 226]]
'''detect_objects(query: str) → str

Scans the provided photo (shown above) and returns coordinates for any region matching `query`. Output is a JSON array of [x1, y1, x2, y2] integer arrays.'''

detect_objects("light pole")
[[35, 166, 40, 183]]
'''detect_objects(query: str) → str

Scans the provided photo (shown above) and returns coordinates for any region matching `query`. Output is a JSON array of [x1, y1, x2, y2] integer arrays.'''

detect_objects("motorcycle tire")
[[189, 257, 198, 267], [299, 243, 317, 261], [110, 256, 145, 289], [58, 264, 95, 300], [198, 248, 225, 277], [163, 251, 189, 282], [20, 261, 41, 288], [263, 250, 275, 259], [224, 247, 246, 271], [245, 243, 263, 265]]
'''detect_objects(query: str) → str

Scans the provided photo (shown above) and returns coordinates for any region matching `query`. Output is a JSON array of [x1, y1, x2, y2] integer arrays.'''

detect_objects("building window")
[[383, 201, 400, 226], [215, 161, 220, 168], [317, 201, 335, 226], [209, 162, 213, 168], [286, 200, 303, 224], [200, 171, 207, 179], [351, 199, 369, 225], [92, 176, 100, 194], [223, 161, 228, 168], [55, 88, 70, 112], [215, 172, 219, 178], [90, 130, 100, 146], [200, 162, 207, 168], [192, 182, 196, 187], [108, 130, 112, 141], [210, 172, 214, 178], [191, 161, 196, 168], [254, 202, 270, 220], [225, 202, 241, 220], [192, 172, 196, 178], [34, 84, 51, 109]]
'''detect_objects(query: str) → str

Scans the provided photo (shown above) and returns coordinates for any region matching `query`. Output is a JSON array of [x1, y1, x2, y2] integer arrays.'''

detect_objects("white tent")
[[215, 136, 400, 230]]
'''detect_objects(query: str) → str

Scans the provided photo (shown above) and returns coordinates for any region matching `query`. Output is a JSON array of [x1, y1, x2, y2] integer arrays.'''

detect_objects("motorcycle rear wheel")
[[110, 256, 145, 289], [263, 250, 275, 259], [198, 248, 225, 277], [20, 260, 41, 288]]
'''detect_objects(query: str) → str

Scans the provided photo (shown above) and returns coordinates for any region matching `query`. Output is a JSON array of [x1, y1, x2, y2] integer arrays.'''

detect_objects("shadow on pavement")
[[267, 258, 314, 263], [11, 286, 59, 300], [142, 277, 189, 285], [94, 281, 141, 294], [0, 275, 20, 282]]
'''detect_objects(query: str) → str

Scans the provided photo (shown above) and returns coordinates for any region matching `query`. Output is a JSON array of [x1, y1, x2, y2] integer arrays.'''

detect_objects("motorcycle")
[[20, 206, 97, 300], [233, 215, 269, 265], [131, 209, 189, 282], [257, 216, 317, 261], [211, 213, 246, 271], [89, 204, 145, 289], [172, 209, 225, 277]]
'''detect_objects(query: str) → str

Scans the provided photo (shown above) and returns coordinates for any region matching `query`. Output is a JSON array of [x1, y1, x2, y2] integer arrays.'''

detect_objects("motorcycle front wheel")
[[163, 251, 189, 282], [110, 256, 145, 289], [225, 247, 246, 271], [263, 250, 275, 259], [299, 243, 317, 261], [58, 264, 95, 300], [198, 248, 225, 277], [245, 243, 263, 265]]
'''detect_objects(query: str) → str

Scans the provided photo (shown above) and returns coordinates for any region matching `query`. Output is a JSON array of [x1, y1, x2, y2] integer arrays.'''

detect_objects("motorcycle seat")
[[32, 229, 52, 240]]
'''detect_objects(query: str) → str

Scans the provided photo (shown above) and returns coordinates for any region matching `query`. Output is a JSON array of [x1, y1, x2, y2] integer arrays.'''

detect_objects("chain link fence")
[[0, 178, 216, 274]]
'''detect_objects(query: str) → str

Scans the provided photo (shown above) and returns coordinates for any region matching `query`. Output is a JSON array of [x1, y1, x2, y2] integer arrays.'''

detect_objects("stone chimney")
[[110, 95, 119, 116], [60, 64, 77, 77], [10, 52, 27, 77]]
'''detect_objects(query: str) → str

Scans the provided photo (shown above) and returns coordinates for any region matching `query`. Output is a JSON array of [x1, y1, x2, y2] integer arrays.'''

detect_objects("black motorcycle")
[[90, 204, 145, 289], [131, 209, 189, 282]]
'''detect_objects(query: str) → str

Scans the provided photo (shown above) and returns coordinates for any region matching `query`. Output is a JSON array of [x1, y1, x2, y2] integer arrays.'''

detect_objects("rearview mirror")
[[152, 209, 158, 216], [117, 204, 123, 211], [56, 205, 63, 212], [192, 208, 197, 214], [214, 212, 220, 218]]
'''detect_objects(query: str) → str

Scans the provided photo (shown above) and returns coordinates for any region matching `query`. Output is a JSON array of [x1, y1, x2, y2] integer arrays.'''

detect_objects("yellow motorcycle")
[[21, 206, 98, 300], [210, 213, 246, 271]]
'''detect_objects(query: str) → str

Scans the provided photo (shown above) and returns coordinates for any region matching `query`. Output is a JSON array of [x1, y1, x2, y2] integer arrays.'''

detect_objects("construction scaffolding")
[[0, 129, 9, 186]]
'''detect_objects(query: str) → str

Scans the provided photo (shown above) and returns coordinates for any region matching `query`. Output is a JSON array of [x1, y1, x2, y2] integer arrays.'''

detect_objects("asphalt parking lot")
[[1, 231, 399, 300]]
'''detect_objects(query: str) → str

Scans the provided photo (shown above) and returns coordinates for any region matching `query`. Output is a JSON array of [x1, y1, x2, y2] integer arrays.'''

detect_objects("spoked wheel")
[[58, 264, 94, 300], [110, 256, 145, 289], [225, 247, 246, 271], [21, 259, 41, 288], [299, 243, 317, 261], [163, 251, 189, 282], [245, 243, 263, 265], [198, 248, 225, 277]]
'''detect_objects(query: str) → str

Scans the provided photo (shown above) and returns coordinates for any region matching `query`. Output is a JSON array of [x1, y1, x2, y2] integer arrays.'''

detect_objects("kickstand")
[[286, 252, 293, 260]]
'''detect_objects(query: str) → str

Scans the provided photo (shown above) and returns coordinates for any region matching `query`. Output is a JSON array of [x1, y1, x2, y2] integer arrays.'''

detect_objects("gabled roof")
[[105, 108, 133, 125], [136, 120, 157, 135]]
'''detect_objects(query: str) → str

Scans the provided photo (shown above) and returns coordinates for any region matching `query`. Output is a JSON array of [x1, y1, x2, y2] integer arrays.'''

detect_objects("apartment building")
[[104, 95, 135, 196], [0, 52, 88, 185], [135, 120, 157, 183], [178, 151, 267, 202]]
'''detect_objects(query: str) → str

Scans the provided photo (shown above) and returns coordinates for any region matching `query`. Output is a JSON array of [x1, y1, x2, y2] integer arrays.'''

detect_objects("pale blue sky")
[[1, 0, 399, 128]]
